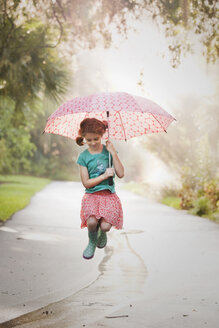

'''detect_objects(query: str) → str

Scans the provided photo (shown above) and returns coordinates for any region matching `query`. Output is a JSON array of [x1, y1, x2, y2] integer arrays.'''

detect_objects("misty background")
[[0, 0, 218, 217]]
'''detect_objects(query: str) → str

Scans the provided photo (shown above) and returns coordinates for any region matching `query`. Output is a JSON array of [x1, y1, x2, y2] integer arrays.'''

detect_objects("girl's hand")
[[103, 168, 115, 179], [106, 140, 116, 156]]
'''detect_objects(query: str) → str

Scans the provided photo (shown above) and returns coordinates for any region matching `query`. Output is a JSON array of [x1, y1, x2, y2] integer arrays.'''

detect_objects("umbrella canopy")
[[44, 92, 176, 140]]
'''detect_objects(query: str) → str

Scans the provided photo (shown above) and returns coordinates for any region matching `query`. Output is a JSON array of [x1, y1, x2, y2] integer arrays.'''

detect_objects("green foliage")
[[161, 185, 180, 198], [0, 13, 73, 179], [29, 104, 79, 180], [122, 181, 150, 197], [203, 180, 219, 210], [0, 0, 218, 69], [162, 196, 181, 209], [178, 183, 194, 210], [0, 95, 78, 179], [0, 17, 70, 123], [178, 178, 219, 218], [0, 175, 50, 222], [190, 196, 212, 216], [30, 147, 78, 181], [150, 0, 218, 66], [0, 96, 36, 174], [160, 178, 219, 220]]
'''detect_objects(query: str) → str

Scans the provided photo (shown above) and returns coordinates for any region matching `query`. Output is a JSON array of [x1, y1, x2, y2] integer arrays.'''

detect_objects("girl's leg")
[[97, 218, 111, 249], [100, 218, 112, 232], [83, 216, 98, 260], [87, 216, 98, 232]]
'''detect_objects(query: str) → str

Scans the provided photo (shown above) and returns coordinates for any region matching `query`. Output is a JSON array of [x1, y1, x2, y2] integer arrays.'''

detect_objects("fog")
[[68, 16, 218, 192]]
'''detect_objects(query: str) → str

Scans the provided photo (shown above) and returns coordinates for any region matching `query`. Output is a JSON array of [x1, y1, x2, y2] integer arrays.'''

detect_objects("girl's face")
[[84, 133, 102, 152]]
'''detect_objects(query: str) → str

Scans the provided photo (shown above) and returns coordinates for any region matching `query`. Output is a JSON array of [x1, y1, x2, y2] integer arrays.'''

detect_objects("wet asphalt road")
[[1, 181, 219, 327]]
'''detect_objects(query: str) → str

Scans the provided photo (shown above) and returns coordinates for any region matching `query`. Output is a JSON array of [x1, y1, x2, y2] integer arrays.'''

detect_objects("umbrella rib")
[[117, 111, 127, 141], [150, 113, 167, 133]]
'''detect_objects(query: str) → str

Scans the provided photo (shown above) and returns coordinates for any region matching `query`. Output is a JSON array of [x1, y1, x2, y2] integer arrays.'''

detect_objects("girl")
[[76, 118, 124, 260]]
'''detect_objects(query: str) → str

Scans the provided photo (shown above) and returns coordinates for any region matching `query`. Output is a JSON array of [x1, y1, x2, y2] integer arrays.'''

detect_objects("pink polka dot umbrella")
[[44, 92, 176, 141]]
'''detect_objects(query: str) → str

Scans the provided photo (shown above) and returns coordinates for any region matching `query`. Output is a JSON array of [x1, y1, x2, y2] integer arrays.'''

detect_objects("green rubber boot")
[[97, 228, 107, 249], [83, 231, 98, 260]]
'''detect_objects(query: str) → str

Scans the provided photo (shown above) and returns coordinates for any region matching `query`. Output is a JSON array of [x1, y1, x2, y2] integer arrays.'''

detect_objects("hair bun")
[[76, 136, 84, 146]]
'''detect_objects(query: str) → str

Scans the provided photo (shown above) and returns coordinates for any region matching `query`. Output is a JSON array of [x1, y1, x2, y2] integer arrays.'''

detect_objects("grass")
[[0, 175, 50, 222], [202, 211, 219, 224], [121, 182, 150, 197], [161, 196, 181, 209]]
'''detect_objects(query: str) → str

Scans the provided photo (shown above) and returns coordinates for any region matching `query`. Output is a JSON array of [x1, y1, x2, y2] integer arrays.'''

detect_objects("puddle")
[[120, 229, 144, 235]]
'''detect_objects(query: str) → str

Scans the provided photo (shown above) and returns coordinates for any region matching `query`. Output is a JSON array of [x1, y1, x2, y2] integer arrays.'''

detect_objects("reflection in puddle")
[[0, 227, 18, 233], [120, 229, 144, 235], [16, 232, 67, 243]]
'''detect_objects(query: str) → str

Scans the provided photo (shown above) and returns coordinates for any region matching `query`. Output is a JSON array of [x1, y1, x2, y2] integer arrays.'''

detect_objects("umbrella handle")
[[108, 176, 113, 186], [108, 149, 114, 186], [107, 110, 113, 186]]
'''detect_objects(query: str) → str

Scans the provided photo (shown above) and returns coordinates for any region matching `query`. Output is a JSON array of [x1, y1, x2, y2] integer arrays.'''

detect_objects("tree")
[[0, 96, 36, 173], [0, 18, 71, 123], [150, 0, 219, 66], [0, 14, 72, 175], [1, 1, 217, 68]]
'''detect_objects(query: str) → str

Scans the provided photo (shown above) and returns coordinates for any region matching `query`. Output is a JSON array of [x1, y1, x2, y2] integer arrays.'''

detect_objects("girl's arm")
[[79, 165, 114, 189], [106, 141, 124, 178]]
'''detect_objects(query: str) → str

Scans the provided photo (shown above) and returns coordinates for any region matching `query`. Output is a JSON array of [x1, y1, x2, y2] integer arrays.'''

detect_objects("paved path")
[[0, 182, 104, 323], [0, 182, 219, 327]]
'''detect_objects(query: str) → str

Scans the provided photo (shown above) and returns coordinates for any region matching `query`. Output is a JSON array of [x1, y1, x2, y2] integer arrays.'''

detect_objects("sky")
[[71, 15, 218, 189]]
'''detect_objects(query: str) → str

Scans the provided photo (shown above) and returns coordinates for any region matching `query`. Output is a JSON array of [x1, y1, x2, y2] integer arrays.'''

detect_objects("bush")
[[178, 183, 194, 210], [177, 178, 219, 218], [190, 196, 212, 216], [203, 180, 219, 210]]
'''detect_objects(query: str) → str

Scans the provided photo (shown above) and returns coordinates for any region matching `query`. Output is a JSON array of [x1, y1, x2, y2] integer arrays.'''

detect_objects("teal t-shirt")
[[77, 145, 115, 193]]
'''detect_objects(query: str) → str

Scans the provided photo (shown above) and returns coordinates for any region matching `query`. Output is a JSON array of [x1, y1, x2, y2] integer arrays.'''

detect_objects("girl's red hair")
[[76, 118, 108, 146]]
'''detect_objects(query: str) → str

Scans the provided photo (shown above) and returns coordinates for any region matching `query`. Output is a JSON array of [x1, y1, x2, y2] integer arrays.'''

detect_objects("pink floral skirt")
[[80, 190, 123, 229]]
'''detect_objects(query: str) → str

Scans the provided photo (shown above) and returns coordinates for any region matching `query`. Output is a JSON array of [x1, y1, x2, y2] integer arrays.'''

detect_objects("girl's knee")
[[87, 216, 98, 231], [100, 220, 111, 232]]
